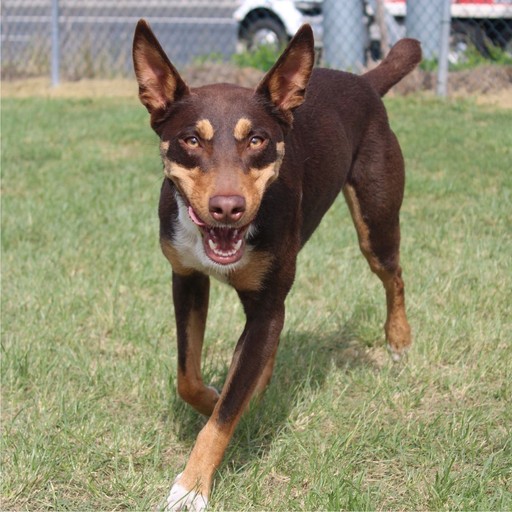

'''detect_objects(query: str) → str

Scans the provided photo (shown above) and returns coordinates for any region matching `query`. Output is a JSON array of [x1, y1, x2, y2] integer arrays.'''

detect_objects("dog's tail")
[[363, 39, 422, 97]]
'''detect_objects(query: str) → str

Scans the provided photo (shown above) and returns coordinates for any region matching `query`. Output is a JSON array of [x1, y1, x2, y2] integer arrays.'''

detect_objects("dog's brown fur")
[[133, 21, 421, 510]]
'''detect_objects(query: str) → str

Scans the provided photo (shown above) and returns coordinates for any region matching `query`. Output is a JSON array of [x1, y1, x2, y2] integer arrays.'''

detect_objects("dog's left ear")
[[255, 24, 315, 123]]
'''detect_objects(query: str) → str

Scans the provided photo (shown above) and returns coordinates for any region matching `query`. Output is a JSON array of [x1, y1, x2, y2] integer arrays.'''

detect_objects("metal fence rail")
[[2, 0, 238, 81], [2, 0, 511, 96]]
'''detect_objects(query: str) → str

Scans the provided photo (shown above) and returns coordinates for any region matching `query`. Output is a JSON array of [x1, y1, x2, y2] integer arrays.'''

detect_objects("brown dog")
[[133, 20, 420, 510]]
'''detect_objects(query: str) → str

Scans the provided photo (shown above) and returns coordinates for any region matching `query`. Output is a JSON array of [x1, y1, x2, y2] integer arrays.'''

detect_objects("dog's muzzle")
[[188, 206, 250, 265]]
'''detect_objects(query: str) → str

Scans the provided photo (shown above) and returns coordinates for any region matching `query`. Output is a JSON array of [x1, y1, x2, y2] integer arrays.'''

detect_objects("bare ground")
[[2, 64, 511, 108]]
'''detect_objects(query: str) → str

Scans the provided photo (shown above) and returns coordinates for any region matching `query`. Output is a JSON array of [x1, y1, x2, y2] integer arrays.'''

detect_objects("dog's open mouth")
[[188, 206, 249, 265]]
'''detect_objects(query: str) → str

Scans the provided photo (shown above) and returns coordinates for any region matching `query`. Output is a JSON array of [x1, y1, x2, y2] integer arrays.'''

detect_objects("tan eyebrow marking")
[[234, 117, 252, 141], [195, 119, 215, 141]]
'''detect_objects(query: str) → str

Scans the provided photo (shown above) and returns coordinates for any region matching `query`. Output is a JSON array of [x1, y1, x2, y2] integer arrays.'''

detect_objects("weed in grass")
[[420, 41, 512, 71], [2, 94, 511, 510], [231, 44, 282, 71]]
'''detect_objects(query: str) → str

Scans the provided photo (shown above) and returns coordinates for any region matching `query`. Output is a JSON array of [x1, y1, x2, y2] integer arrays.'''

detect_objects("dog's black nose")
[[209, 195, 246, 223]]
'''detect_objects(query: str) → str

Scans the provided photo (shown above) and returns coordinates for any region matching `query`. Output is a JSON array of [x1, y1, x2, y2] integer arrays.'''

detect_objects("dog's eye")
[[249, 136, 265, 149], [183, 136, 200, 148]]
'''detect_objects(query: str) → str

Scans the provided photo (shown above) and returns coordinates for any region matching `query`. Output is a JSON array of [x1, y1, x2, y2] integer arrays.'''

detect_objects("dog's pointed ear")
[[255, 24, 315, 123], [132, 19, 189, 120]]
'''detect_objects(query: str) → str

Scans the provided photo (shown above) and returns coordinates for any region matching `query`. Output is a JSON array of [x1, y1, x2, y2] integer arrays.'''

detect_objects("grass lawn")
[[1, 90, 511, 511]]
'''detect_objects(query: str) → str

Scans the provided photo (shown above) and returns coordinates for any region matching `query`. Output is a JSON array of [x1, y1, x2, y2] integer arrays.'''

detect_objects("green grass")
[[2, 93, 511, 511], [420, 42, 512, 72], [231, 45, 282, 72]]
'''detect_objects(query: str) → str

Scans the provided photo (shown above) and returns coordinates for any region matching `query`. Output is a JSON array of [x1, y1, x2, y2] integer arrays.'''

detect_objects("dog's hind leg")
[[172, 271, 220, 416], [343, 138, 411, 359]]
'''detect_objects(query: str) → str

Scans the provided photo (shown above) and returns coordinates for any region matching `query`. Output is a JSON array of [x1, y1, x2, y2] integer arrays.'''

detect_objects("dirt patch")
[[392, 64, 512, 96], [182, 62, 264, 88], [1, 77, 138, 99], [473, 89, 512, 109], [2, 64, 511, 108]]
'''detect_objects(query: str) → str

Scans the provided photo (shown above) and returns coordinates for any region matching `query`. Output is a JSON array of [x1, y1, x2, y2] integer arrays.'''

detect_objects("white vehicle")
[[234, 0, 512, 62], [234, 0, 323, 50], [234, 0, 404, 58]]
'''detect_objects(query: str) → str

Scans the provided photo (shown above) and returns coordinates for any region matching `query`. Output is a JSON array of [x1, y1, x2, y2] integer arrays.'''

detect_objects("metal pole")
[[406, 0, 444, 60], [51, 0, 60, 86], [437, 0, 452, 96], [375, 0, 389, 55], [323, 0, 365, 71]]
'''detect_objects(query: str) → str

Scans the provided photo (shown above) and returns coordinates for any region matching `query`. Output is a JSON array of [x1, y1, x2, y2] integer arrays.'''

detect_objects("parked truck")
[[234, 0, 512, 63]]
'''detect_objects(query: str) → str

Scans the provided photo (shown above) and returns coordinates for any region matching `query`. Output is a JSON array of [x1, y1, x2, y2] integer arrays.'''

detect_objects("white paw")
[[164, 476, 208, 511], [386, 344, 409, 362]]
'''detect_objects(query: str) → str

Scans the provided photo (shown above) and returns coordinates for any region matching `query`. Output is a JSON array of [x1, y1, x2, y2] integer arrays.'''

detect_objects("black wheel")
[[241, 15, 288, 51]]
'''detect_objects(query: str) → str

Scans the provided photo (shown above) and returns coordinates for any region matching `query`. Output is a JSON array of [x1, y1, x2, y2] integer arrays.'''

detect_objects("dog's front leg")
[[172, 271, 220, 417], [166, 297, 286, 511]]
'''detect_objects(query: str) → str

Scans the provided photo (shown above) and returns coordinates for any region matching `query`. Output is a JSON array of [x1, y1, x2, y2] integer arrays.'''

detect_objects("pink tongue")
[[188, 206, 206, 227]]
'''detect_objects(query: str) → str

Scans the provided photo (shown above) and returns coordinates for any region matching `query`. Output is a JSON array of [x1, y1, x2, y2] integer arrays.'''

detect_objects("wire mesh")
[[1, 0, 511, 95]]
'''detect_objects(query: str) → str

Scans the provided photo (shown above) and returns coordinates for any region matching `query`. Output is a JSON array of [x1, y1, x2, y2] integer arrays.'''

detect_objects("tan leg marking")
[[343, 185, 411, 357], [178, 306, 220, 417], [177, 415, 236, 499], [253, 345, 278, 398], [162, 241, 218, 415], [177, 336, 254, 495], [175, 306, 284, 502], [382, 271, 411, 359]]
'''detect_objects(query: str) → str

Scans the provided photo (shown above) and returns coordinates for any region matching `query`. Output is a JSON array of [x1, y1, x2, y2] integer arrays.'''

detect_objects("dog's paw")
[[164, 475, 208, 512], [386, 343, 409, 362]]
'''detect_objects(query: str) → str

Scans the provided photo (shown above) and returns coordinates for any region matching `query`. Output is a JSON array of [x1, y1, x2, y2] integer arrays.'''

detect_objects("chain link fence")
[[2, 0, 511, 96]]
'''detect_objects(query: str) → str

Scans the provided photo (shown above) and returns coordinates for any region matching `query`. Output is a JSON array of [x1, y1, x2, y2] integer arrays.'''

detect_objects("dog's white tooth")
[[208, 239, 218, 251], [233, 239, 242, 251]]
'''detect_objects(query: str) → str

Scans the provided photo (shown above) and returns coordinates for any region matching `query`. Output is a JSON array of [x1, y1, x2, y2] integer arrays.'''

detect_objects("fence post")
[[436, 0, 452, 97], [51, 0, 60, 86], [323, 0, 365, 70], [406, 0, 444, 61]]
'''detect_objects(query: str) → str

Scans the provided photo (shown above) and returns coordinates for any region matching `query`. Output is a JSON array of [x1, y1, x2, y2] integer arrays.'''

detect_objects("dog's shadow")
[[168, 304, 386, 472]]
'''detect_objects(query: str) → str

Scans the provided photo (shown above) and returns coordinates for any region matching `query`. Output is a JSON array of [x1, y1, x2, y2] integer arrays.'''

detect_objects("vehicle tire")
[[241, 16, 289, 51]]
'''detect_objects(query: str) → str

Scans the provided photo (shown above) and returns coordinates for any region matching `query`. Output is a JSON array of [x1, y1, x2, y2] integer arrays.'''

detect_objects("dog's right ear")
[[132, 19, 189, 120]]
